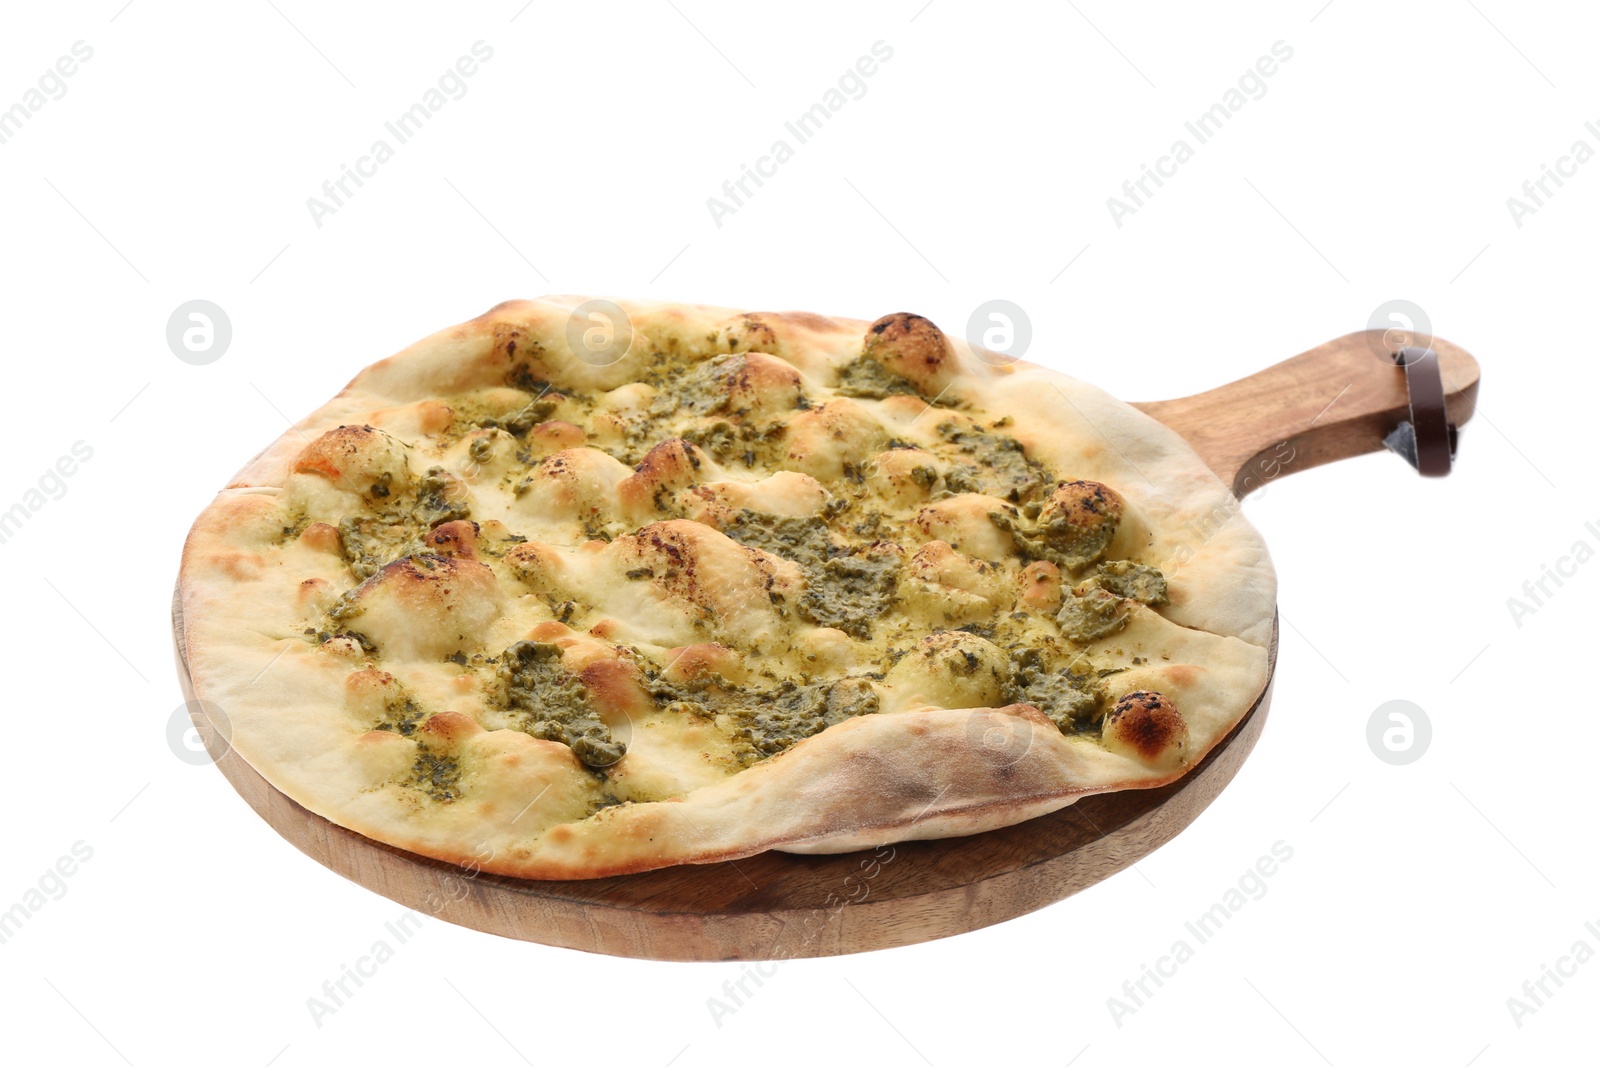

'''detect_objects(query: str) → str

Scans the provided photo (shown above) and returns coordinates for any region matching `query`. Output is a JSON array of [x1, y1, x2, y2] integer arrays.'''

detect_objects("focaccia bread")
[[177, 297, 1276, 878]]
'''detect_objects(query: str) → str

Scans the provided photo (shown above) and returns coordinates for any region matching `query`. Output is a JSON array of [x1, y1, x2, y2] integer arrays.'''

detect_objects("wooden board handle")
[[1132, 330, 1481, 497]]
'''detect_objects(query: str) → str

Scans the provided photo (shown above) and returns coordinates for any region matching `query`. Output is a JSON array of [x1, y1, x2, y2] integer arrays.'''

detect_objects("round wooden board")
[[170, 326, 1482, 960], [174, 589, 1276, 961]]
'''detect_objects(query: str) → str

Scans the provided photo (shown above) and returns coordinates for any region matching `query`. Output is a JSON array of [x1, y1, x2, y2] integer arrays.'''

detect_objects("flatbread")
[[178, 297, 1275, 878]]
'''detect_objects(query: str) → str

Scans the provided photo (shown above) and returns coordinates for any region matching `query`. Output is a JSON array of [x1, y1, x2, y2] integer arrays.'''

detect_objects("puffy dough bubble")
[[617, 439, 714, 519], [616, 519, 803, 648], [883, 630, 1010, 712], [420, 519, 482, 560], [293, 424, 412, 505], [679, 471, 830, 526], [504, 539, 566, 596], [861, 312, 958, 397], [1034, 480, 1125, 569], [527, 420, 588, 454], [724, 353, 804, 415], [334, 554, 503, 662], [1017, 560, 1063, 613], [715, 313, 781, 355], [783, 398, 887, 480], [513, 447, 631, 528], [897, 541, 1010, 627], [866, 446, 942, 508], [914, 494, 1019, 560]]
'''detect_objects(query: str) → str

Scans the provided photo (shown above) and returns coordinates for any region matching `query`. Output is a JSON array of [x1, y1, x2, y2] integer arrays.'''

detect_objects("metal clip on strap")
[[1383, 346, 1457, 477]]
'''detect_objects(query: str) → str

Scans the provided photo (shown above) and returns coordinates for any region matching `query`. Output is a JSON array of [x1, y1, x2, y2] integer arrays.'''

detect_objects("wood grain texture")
[[174, 329, 1474, 960], [1132, 330, 1481, 496]]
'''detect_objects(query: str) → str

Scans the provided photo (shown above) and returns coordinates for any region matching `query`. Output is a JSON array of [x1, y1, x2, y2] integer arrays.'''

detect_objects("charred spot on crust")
[[1103, 690, 1186, 761], [641, 523, 690, 573], [492, 321, 528, 364], [422, 519, 480, 559], [865, 312, 948, 371]]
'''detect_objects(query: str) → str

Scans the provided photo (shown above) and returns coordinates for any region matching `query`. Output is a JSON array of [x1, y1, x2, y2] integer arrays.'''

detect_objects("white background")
[[0, 1, 1593, 1064]]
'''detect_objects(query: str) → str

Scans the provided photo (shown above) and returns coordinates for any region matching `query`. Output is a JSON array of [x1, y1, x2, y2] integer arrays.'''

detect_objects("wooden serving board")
[[174, 330, 1480, 961]]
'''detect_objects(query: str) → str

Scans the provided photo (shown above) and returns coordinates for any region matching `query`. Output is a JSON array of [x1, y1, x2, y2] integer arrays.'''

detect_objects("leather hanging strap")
[[1383, 346, 1457, 477]]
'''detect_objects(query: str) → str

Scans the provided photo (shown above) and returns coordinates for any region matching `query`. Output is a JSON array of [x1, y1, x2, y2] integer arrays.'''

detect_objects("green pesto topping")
[[834, 355, 918, 399], [1095, 560, 1169, 606], [651, 673, 880, 762], [373, 689, 426, 736], [1056, 585, 1128, 643], [505, 362, 550, 394], [680, 418, 785, 468], [587, 794, 629, 817], [336, 465, 475, 579], [276, 512, 311, 545], [338, 516, 420, 581], [580, 513, 628, 543], [339, 629, 377, 654], [479, 366, 568, 435], [412, 751, 462, 802], [937, 423, 1054, 505], [301, 623, 377, 654], [1008, 647, 1104, 733], [722, 510, 900, 638], [498, 640, 626, 768], [800, 549, 900, 638], [487, 395, 560, 436], [415, 467, 471, 526], [991, 500, 1117, 572], [680, 419, 739, 461], [723, 512, 835, 571], [326, 584, 363, 624], [467, 436, 495, 465], [842, 507, 886, 540], [651, 353, 740, 417]]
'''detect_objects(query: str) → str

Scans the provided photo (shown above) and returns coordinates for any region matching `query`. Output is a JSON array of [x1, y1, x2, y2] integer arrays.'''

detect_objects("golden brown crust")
[[178, 296, 1275, 878]]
